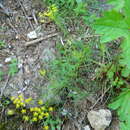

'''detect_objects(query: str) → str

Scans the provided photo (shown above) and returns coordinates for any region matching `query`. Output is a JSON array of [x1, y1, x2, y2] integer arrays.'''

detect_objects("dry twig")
[[90, 85, 112, 109], [25, 32, 59, 47]]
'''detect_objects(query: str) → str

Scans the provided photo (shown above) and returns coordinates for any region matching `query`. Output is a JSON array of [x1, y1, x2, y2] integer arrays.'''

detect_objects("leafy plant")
[[107, 0, 125, 11], [8, 59, 18, 76], [43, 0, 78, 16], [0, 70, 3, 81], [41, 0, 87, 35], [93, 0, 130, 77], [0, 40, 6, 48], [109, 89, 130, 130], [0, 94, 59, 130], [92, 0, 130, 129], [47, 40, 91, 103]]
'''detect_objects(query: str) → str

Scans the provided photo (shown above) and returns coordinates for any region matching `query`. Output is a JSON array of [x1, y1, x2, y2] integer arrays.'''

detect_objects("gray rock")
[[87, 109, 112, 130], [27, 26, 43, 39], [5, 57, 12, 63], [83, 125, 91, 130], [27, 30, 38, 39]]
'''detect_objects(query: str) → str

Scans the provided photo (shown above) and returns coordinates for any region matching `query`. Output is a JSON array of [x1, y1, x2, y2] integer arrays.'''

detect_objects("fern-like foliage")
[[93, 0, 130, 77]]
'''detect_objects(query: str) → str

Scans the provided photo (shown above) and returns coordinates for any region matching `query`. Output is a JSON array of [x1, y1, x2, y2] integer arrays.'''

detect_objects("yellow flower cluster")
[[29, 106, 50, 122], [23, 115, 29, 121], [7, 109, 15, 116], [43, 125, 49, 130], [10, 94, 54, 129], [11, 94, 26, 108], [39, 69, 46, 76], [38, 4, 58, 23]]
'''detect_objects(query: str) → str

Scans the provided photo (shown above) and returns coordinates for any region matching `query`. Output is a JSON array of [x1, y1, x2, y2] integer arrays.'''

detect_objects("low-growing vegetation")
[[0, 0, 130, 129]]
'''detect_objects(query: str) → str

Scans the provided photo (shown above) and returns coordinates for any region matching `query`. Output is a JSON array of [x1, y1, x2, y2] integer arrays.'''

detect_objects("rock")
[[87, 109, 112, 130], [5, 57, 12, 63], [5, 56, 16, 63], [83, 125, 91, 130], [27, 30, 37, 39], [27, 26, 43, 39]]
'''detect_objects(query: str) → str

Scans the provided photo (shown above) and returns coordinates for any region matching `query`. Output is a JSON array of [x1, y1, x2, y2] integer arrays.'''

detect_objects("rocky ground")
[[0, 0, 58, 100]]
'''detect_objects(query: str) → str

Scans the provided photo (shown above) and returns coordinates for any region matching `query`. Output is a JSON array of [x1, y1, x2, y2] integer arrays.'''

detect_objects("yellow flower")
[[7, 109, 15, 116], [40, 112, 45, 116], [45, 11, 52, 17], [38, 100, 43, 105], [51, 4, 58, 12], [25, 97, 32, 104], [16, 104, 20, 108], [37, 108, 41, 113], [23, 116, 29, 121], [41, 106, 46, 111], [30, 107, 35, 112], [13, 98, 19, 104], [34, 107, 40, 112], [33, 112, 39, 117], [21, 109, 26, 114], [16, 100, 21, 104], [40, 19, 45, 23], [20, 102, 25, 107], [43, 125, 49, 130], [18, 94, 24, 99], [32, 117, 37, 122], [38, 12, 44, 17], [44, 112, 49, 118], [39, 69, 46, 76], [48, 107, 53, 112], [38, 115, 43, 120], [10, 96, 15, 101]]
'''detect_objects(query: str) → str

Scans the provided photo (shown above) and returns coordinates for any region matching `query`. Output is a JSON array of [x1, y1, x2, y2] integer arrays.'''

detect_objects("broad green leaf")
[[94, 1, 130, 129], [109, 89, 130, 130], [93, 1, 130, 75], [124, 0, 130, 21], [107, 0, 125, 11], [93, 10, 129, 43], [120, 122, 128, 130], [108, 98, 123, 110], [120, 36, 130, 76]]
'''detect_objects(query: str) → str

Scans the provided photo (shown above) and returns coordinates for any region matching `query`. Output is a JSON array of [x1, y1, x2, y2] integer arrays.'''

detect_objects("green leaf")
[[74, 2, 86, 15], [120, 122, 128, 130], [120, 36, 130, 76], [0, 70, 3, 80], [109, 89, 130, 130], [8, 59, 18, 76], [93, 10, 129, 43], [93, 0, 130, 76], [124, 0, 130, 21], [76, 0, 83, 3], [0, 40, 6, 48], [107, 0, 125, 11]]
